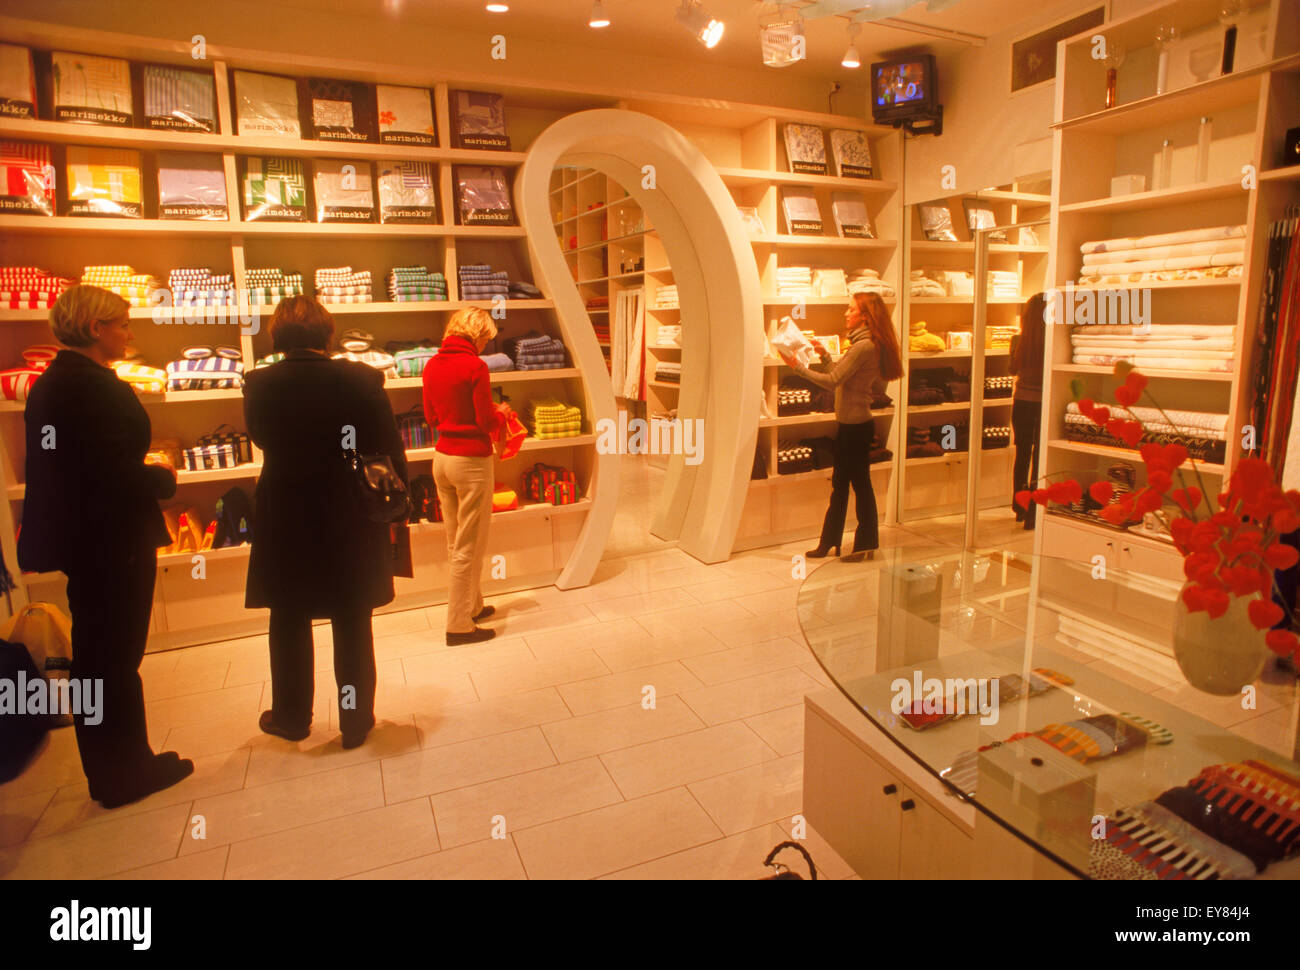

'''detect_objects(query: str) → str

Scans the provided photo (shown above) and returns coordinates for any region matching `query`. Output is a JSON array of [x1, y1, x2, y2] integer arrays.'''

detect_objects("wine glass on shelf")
[[1188, 43, 1220, 83], [1102, 42, 1126, 109]]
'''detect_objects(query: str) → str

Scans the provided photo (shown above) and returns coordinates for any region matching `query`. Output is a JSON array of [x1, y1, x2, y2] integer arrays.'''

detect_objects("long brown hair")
[[851, 291, 903, 382], [1010, 292, 1046, 379]]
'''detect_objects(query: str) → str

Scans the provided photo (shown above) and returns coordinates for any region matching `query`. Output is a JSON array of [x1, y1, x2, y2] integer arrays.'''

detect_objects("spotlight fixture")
[[841, 23, 862, 69], [485, 3, 509, 12], [677, 1, 725, 49], [589, 0, 610, 28]]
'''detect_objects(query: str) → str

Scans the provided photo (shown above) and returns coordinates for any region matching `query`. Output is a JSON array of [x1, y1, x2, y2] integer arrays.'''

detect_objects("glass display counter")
[[797, 549, 1300, 879]]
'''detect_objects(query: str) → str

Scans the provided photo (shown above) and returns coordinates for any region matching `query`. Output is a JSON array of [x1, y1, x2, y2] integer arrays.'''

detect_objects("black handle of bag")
[[763, 841, 818, 880]]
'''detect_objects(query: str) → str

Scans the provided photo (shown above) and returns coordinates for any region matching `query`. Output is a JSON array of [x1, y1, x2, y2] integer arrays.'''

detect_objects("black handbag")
[[761, 841, 818, 880], [344, 449, 411, 523]]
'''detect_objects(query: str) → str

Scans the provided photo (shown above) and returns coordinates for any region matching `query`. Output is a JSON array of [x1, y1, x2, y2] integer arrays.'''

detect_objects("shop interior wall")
[[5, 0, 870, 116]]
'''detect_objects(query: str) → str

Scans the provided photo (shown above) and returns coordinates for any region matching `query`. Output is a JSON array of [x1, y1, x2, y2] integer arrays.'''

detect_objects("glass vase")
[[1172, 585, 1269, 695]]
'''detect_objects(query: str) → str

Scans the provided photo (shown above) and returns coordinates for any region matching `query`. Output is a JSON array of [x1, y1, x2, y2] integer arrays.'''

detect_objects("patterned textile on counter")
[[157, 152, 228, 220], [314, 266, 373, 303], [377, 160, 436, 223], [1, 141, 54, 215], [524, 396, 583, 439], [66, 147, 143, 217], [376, 85, 435, 145], [233, 71, 300, 138], [143, 65, 216, 132], [81, 265, 163, 307], [908, 320, 946, 353], [387, 266, 446, 302], [51, 51, 132, 124], [313, 160, 375, 223], [243, 157, 307, 221], [0, 44, 35, 117], [166, 355, 244, 391], [0, 266, 71, 309], [1090, 801, 1258, 881]]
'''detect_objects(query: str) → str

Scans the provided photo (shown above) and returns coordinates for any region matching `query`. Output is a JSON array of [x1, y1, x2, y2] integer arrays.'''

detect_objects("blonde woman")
[[423, 307, 502, 644], [19, 285, 194, 807]]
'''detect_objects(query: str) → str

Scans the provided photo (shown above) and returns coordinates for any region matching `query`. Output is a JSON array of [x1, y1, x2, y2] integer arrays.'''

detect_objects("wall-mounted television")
[[871, 54, 939, 128]]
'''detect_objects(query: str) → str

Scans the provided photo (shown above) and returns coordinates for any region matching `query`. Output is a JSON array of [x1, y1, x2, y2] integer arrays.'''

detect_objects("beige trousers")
[[432, 452, 494, 633]]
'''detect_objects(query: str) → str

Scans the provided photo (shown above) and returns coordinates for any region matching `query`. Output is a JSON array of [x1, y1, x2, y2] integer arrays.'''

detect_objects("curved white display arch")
[[517, 109, 764, 586]]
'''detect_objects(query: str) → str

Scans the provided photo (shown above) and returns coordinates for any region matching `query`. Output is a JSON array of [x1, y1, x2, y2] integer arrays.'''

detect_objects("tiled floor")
[[2, 484, 1295, 879]]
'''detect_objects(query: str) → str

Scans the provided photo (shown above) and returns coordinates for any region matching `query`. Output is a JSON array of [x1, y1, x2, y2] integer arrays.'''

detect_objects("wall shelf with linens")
[[1038, 0, 1300, 583], [615, 101, 905, 549], [897, 182, 1050, 521], [0, 20, 619, 648]]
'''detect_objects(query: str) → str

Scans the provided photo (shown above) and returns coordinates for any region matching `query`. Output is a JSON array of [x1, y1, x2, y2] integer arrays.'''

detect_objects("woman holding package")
[[423, 307, 503, 645], [244, 296, 407, 749], [19, 285, 194, 807], [779, 291, 904, 562], [1009, 293, 1047, 530]]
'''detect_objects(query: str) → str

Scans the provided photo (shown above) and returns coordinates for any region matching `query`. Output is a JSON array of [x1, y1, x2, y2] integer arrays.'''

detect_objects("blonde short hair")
[[443, 307, 497, 345], [49, 285, 130, 348]]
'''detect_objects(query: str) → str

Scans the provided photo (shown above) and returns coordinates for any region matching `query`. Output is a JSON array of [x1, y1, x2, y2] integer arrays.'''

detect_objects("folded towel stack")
[[987, 326, 1018, 350], [245, 268, 305, 306], [0, 267, 73, 309], [985, 375, 1014, 398], [387, 265, 447, 302], [777, 445, 814, 475], [112, 360, 168, 394], [166, 353, 244, 391], [656, 325, 682, 347], [775, 267, 811, 300], [1077, 226, 1246, 285], [908, 320, 946, 353], [168, 268, 235, 306], [655, 360, 681, 384], [1070, 324, 1235, 373], [480, 352, 514, 372], [846, 268, 895, 299], [778, 386, 813, 415], [459, 263, 509, 301], [81, 265, 164, 307], [989, 270, 1019, 299], [813, 268, 848, 299], [585, 296, 610, 311], [508, 280, 542, 300], [941, 271, 974, 298], [652, 285, 679, 310], [910, 269, 946, 298], [332, 330, 397, 378], [393, 345, 438, 377], [983, 426, 1011, 449], [525, 396, 583, 439], [314, 266, 373, 304], [507, 333, 568, 370]]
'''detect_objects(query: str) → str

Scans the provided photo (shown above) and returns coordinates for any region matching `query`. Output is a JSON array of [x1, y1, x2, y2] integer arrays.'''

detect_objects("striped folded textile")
[[81, 265, 163, 307], [182, 443, 238, 471], [394, 346, 437, 376], [255, 352, 286, 369], [112, 361, 167, 393], [480, 353, 513, 372], [143, 65, 216, 131], [1, 140, 55, 215], [0, 266, 72, 308], [0, 367, 41, 401], [168, 268, 236, 305], [166, 355, 244, 390], [333, 349, 397, 378]]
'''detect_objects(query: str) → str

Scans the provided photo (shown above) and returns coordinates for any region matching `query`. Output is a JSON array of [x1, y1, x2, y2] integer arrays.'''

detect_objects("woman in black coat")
[[19, 285, 194, 808], [243, 296, 407, 749]]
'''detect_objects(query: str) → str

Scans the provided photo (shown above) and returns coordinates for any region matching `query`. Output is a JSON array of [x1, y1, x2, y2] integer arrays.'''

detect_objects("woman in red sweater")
[[423, 307, 503, 644]]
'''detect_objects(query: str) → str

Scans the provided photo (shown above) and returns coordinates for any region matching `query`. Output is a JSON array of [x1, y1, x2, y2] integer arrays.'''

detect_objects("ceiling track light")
[[485, 3, 509, 12], [677, 1, 725, 49], [589, 0, 610, 28], [841, 22, 862, 69]]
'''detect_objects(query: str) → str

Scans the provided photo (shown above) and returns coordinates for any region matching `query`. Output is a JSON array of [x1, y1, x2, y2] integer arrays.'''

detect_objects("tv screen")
[[871, 55, 937, 123]]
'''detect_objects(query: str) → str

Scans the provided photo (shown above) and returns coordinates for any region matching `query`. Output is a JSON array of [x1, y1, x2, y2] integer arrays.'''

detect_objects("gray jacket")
[[793, 328, 884, 424]]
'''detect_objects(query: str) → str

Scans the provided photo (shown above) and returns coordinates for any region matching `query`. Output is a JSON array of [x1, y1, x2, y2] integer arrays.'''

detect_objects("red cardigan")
[[422, 335, 502, 457]]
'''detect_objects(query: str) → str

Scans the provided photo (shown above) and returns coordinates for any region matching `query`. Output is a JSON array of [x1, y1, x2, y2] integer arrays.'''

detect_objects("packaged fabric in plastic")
[[233, 70, 301, 138], [377, 160, 436, 223], [51, 51, 132, 126], [450, 90, 509, 150], [307, 77, 376, 142], [158, 152, 228, 220], [831, 192, 874, 239], [377, 85, 435, 146], [455, 165, 514, 226], [143, 65, 217, 132], [829, 129, 874, 180], [66, 147, 143, 217], [781, 187, 822, 235], [0, 141, 55, 216], [768, 316, 817, 368], [242, 156, 307, 222], [0, 44, 36, 119], [313, 159, 375, 223]]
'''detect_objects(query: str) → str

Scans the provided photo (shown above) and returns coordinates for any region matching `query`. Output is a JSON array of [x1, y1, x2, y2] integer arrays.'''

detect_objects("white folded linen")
[[1081, 239, 1245, 266], [1073, 324, 1235, 338], [1081, 252, 1243, 277], [1079, 265, 1243, 284], [1080, 225, 1245, 255], [1073, 353, 1234, 372]]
